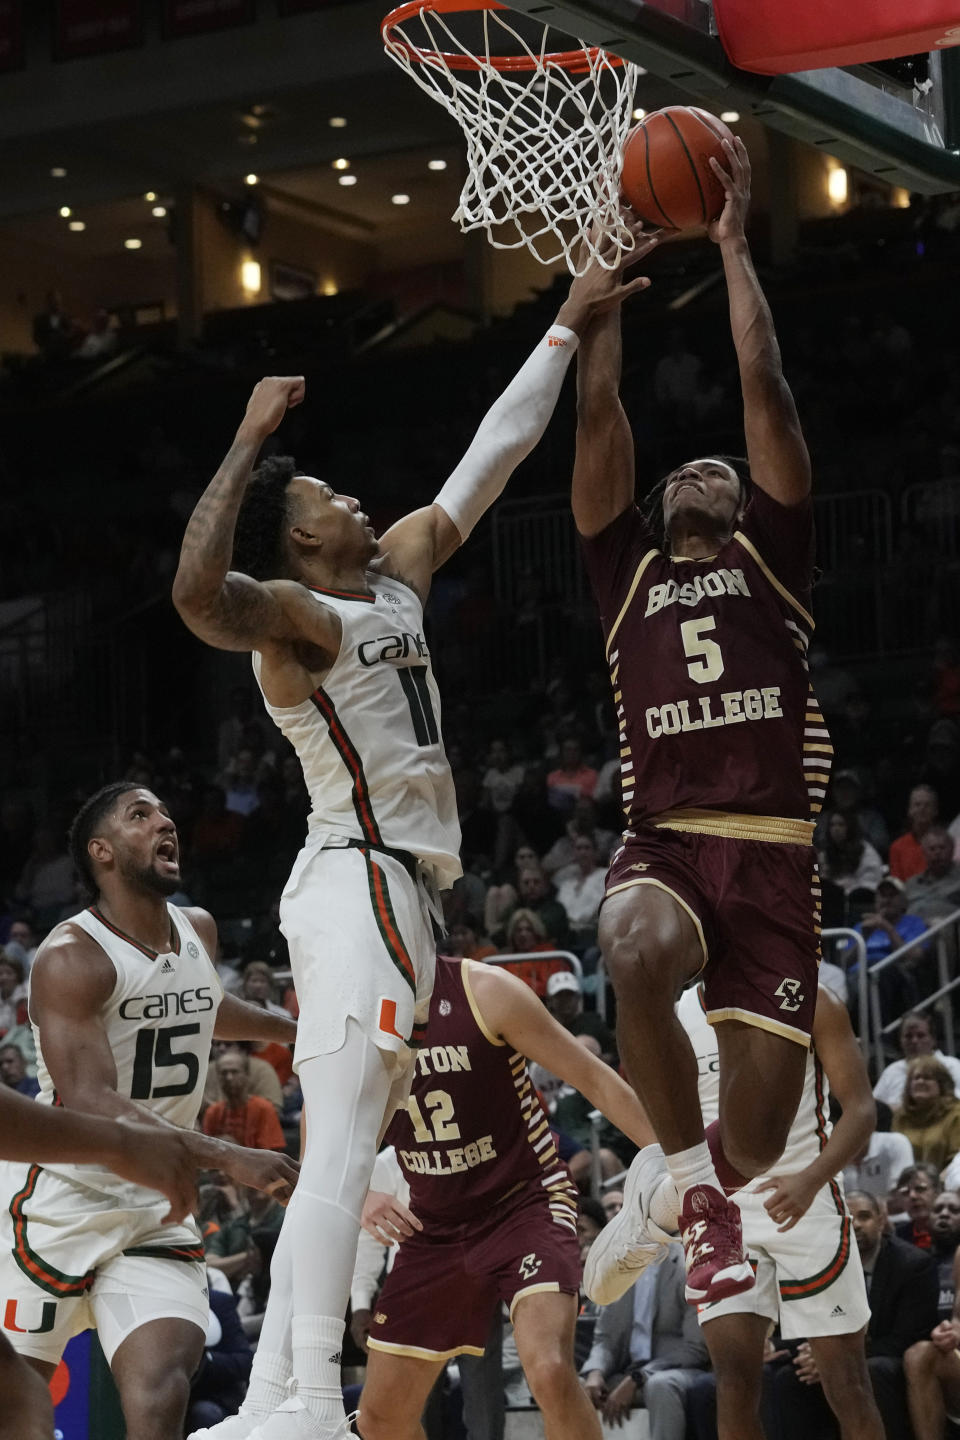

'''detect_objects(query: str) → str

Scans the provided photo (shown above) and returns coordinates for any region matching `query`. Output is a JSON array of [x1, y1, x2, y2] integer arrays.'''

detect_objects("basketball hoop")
[[381, 0, 640, 275]]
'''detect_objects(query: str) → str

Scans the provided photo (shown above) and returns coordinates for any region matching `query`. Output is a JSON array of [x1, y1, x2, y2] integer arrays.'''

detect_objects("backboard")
[[504, 0, 960, 192]]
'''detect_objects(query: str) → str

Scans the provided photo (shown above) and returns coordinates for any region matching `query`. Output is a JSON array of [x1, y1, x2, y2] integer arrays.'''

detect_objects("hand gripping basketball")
[[707, 136, 752, 244]]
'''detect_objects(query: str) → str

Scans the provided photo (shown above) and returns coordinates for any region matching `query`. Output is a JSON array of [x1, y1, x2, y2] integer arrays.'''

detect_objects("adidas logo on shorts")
[[830, 1304, 845, 1317]]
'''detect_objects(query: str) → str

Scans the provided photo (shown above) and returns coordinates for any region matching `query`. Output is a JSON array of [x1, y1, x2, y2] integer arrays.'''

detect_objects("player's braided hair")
[[233, 454, 299, 580], [641, 454, 752, 551], [68, 781, 139, 896]]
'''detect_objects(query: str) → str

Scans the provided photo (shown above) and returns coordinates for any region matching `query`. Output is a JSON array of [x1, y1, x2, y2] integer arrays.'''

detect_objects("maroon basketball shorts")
[[604, 816, 820, 1045], [366, 1180, 581, 1360]]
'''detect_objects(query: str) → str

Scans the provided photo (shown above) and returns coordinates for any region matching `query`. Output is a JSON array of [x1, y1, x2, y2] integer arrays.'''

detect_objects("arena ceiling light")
[[427, 159, 447, 171], [391, 193, 411, 205], [632, 108, 646, 120], [124, 237, 143, 250], [245, 173, 259, 185], [720, 111, 740, 123], [50, 166, 67, 178], [59, 206, 72, 218], [332, 158, 351, 171], [152, 206, 167, 217], [338, 174, 358, 187], [144, 190, 157, 202], [328, 116, 348, 128], [68, 220, 85, 231]]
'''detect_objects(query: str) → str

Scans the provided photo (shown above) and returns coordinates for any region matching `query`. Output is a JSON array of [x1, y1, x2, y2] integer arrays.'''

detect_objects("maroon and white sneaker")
[[679, 1184, 754, 1305]]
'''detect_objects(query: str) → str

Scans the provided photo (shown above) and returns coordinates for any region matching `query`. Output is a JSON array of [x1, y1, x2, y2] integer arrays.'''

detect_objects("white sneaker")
[[248, 1399, 354, 1440], [187, 1414, 261, 1440], [583, 1144, 674, 1305]]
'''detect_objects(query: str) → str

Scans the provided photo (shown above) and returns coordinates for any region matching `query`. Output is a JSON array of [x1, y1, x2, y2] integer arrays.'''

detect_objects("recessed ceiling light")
[[50, 166, 67, 178], [328, 116, 348, 128], [338, 175, 358, 187], [632, 108, 646, 121], [144, 191, 157, 203], [332, 158, 351, 171], [124, 238, 143, 250], [245, 173, 259, 185], [68, 220, 85, 232], [427, 159, 447, 171], [59, 206, 72, 218], [720, 110, 740, 123], [152, 206, 167, 217], [392, 193, 411, 205]]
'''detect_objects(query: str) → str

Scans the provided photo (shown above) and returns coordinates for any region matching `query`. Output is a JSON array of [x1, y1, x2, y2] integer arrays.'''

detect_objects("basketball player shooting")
[[171, 241, 657, 1440], [576, 137, 829, 1307]]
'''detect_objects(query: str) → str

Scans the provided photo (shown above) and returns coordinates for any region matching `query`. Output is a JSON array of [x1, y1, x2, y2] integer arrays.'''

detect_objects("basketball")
[[620, 106, 736, 231]]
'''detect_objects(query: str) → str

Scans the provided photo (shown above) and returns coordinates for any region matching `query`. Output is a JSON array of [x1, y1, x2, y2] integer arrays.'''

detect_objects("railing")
[[595, 926, 870, 1059], [864, 906, 960, 1077]]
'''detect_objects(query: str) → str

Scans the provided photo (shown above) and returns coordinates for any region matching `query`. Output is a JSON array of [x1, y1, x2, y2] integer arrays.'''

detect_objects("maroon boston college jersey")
[[580, 487, 831, 832], [384, 957, 578, 1232]]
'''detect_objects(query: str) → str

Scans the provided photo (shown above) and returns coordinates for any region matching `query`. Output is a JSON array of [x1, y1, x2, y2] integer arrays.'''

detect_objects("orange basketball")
[[620, 106, 736, 231]]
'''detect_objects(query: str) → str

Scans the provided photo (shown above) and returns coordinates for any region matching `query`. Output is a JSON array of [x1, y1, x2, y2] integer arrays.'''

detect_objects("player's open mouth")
[[156, 838, 178, 863]]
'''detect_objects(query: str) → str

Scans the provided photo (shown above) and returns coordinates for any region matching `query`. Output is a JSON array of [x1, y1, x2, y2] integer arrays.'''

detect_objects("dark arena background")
[[2, 2, 960, 1436]]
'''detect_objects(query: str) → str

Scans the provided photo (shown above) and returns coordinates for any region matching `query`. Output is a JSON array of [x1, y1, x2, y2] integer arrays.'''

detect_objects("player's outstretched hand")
[[112, 1121, 198, 1224], [707, 136, 751, 245], [241, 375, 306, 441], [756, 1170, 819, 1232], [225, 1146, 300, 1205], [557, 220, 660, 335], [361, 1188, 423, 1246]]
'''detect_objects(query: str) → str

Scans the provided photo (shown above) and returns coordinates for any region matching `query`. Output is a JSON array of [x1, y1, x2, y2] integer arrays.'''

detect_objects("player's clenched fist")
[[240, 375, 305, 440], [227, 1147, 300, 1205]]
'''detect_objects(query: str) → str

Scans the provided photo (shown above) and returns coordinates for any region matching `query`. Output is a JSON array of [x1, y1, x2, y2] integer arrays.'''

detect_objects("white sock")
[[240, 1348, 293, 1418], [292, 1315, 346, 1427], [664, 1141, 720, 1199]]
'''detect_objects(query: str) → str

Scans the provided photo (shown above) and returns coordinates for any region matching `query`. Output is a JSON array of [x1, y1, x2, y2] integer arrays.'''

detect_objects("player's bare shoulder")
[[30, 921, 116, 1013], [178, 905, 218, 958]]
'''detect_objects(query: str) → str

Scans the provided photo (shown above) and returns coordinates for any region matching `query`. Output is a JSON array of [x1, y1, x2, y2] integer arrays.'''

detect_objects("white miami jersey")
[[32, 904, 222, 1197], [676, 983, 832, 1189], [254, 574, 462, 888]]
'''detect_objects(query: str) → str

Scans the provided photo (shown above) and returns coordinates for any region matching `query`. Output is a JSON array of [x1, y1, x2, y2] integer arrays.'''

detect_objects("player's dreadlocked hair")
[[232, 454, 300, 580], [68, 781, 138, 896], [641, 454, 752, 551]]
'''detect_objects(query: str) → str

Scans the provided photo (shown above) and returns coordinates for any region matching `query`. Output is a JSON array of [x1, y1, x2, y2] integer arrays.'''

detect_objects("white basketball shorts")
[[698, 1182, 870, 1340], [280, 841, 437, 1068], [0, 1162, 208, 1365]]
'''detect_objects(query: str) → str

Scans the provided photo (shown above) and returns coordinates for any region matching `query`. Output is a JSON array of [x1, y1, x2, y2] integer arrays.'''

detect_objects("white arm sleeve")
[[434, 324, 579, 540]]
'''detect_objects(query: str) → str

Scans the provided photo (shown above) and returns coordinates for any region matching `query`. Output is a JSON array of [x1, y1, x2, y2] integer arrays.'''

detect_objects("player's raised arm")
[[466, 961, 656, 1149], [756, 987, 876, 1231], [571, 225, 659, 538], [376, 236, 659, 595], [172, 375, 338, 657], [709, 137, 811, 506]]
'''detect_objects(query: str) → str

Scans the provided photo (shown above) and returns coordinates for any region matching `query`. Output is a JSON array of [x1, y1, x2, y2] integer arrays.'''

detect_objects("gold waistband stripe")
[[652, 809, 815, 845]]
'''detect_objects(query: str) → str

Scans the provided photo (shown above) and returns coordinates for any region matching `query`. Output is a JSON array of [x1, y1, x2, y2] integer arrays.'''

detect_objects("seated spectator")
[[577, 1195, 609, 1264], [499, 909, 566, 997], [240, 961, 293, 1019], [500, 865, 571, 949], [444, 920, 496, 962], [200, 1178, 254, 1283], [844, 1107, 915, 1202], [545, 971, 615, 1056], [185, 1281, 253, 1434], [930, 1190, 960, 1303], [893, 1061, 960, 1173], [891, 1164, 941, 1244], [547, 737, 598, 813], [202, 1050, 286, 1151], [904, 1221, 960, 1439], [904, 826, 960, 922], [817, 809, 884, 901], [0, 954, 27, 1037], [483, 845, 543, 936], [849, 877, 928, 1024], [542, 799, 617, 877], [815, 768, 890, 860], [769, 1190, 938, 1440], [889, 784, 941, 882], [481, 738, 525, 813], [203, 1039, 284, 1115], [601, 1189, 624, 1222], [221, 747, 262, 818], [3, 919, 38, 973], [581, 1243, 709, 1439], [875, 1011, 960, 1109], [0, 1042, 38, 1097], [13, 827, 75, 931], [554, 836, 607, 947], [552, 1034, 632, 1169]]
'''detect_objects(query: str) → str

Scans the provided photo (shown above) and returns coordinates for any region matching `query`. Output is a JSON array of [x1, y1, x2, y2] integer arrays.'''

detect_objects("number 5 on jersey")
[[680, 616, 725, 683]]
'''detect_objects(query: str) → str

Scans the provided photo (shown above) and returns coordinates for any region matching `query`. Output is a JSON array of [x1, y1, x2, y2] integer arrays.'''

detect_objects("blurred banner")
[[54, 0, 143, 59], [162, 0, 255, 37], [0, 0, 22, 72]]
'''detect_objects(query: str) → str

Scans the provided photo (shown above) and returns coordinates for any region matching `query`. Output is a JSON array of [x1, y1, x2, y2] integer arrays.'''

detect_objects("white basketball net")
[[382, 4, 639, 275]]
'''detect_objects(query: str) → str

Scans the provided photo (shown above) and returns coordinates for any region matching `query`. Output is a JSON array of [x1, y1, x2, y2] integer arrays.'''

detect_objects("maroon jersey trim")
[[508, 1280, 563, 1320], [368, 1337, 486, 1361], [604, 548, 659, 660], [732, 530, 814, 630], [461, 960, 505, 1047], [652, 810, 814, 845]]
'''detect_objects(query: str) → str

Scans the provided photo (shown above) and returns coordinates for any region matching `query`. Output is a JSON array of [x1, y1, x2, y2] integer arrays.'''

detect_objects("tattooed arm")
[[172, 376, 337, 657]]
